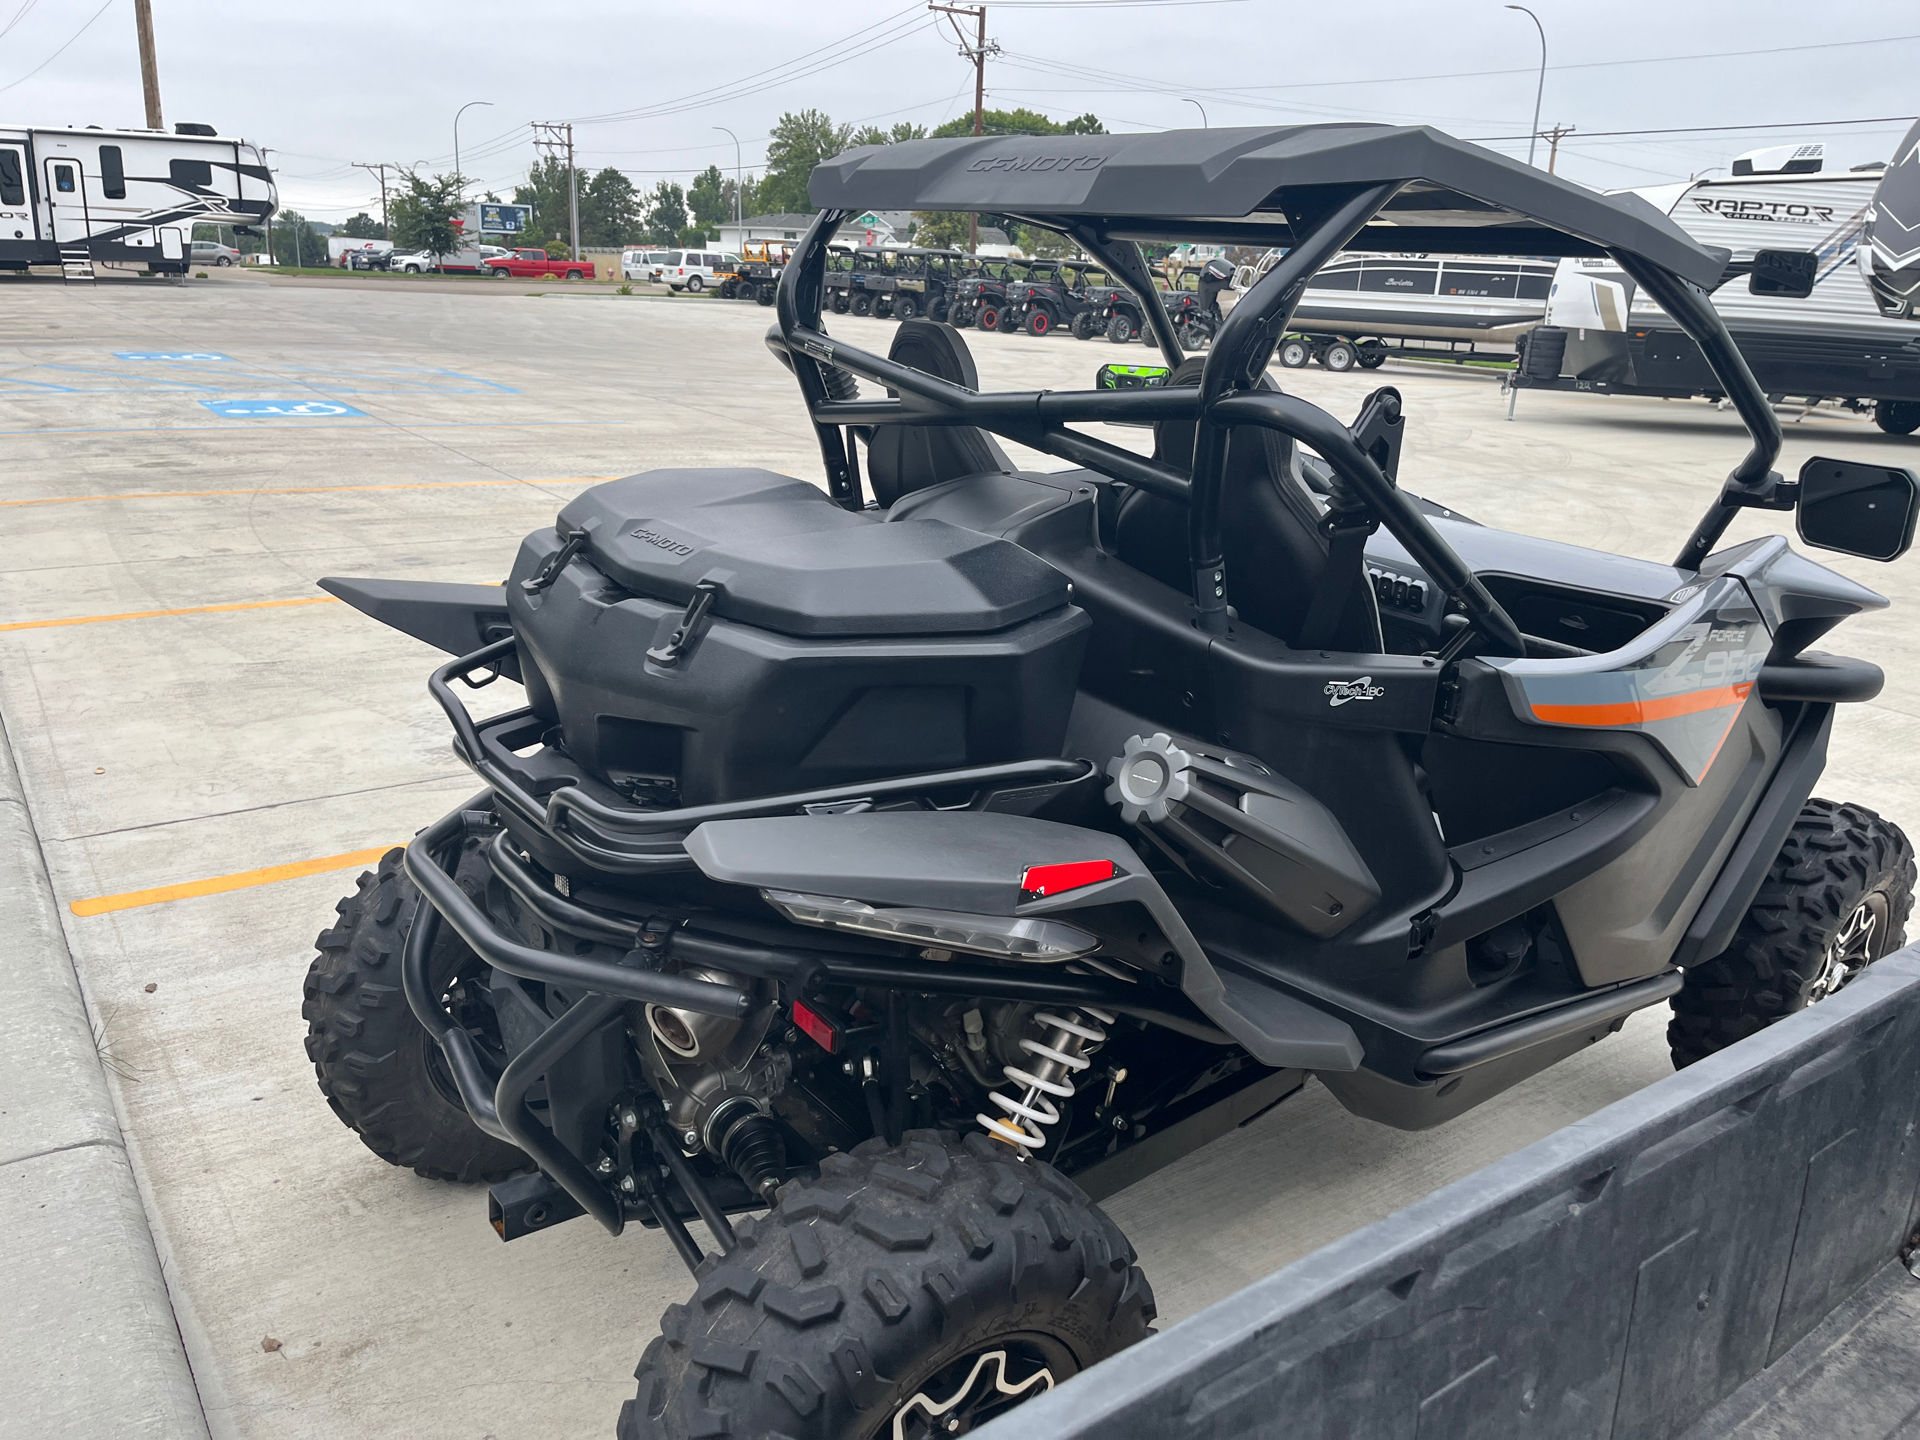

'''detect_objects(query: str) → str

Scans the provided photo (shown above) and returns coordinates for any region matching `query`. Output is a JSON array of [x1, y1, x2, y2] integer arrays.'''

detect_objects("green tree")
[[513, 157, 582, 253], [339, 211, 386, 240], [389, 171, 465, 255], [912, 211, 971, 248], [270, 209, 327, 267], [689, 165, 728, 230], [930, 108, 1105, 139], [759, 109, 852, 214], [644, 180, 689, 246], [582, 167, 642, 247], [848, 120, 928, 147], [722, 174, 759, 221]]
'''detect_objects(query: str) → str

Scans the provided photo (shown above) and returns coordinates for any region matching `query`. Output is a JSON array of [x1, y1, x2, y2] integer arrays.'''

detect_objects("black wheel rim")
[[1811, 891, 1891, 1001], [877, 1334, 1076, 1438]]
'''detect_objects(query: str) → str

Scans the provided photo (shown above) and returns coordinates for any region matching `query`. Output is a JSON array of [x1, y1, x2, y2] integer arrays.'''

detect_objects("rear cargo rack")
[[429, 637, 1096, 874]]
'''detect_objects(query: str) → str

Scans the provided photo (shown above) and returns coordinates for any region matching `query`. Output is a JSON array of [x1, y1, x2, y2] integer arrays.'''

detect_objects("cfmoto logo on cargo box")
[[965, 154, 1106, 174], [631, 527, 695, 557], [1325, 677, 1385, 706]]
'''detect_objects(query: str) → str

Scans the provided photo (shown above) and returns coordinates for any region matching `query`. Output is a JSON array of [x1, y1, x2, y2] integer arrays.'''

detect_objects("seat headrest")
[[865, 322, 1010, 508], [888, 320, 982, 390]]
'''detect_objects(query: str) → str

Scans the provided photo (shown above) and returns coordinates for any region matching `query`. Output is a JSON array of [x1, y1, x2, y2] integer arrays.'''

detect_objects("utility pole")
[[351, 161, 395, 237], [533, 121, 581, 260], [133, 0, 163, 131], [930, 2, 997, 250], [1542, 123, 1575, 175]]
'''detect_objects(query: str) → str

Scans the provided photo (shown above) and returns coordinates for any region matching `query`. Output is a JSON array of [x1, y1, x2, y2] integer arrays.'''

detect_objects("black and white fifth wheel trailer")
[[1516, 136, 1920, 436], [0, 122, 276, 276]]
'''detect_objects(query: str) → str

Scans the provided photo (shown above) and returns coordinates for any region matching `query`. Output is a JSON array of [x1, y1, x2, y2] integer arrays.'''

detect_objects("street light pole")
[[454, 100, 492, 196], [1182, 98, 1208, 128], [1506, 6, 1547, 168], [715, 126, 742, 248]]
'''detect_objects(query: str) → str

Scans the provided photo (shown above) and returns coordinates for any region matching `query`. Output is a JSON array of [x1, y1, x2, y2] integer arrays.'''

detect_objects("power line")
[[1464, 114, 1919, 143], [0, 0, 116, 95]]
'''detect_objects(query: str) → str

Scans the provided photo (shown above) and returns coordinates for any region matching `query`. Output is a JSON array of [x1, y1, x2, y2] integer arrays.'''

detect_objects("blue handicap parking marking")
[[201, 399, 371, 419], [115, 351, 234, 362]]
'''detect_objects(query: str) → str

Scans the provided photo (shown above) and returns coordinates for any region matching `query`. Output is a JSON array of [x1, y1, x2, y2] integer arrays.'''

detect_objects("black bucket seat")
[[1112, 357, 1381, 653], [867, 321, 1014, 508]]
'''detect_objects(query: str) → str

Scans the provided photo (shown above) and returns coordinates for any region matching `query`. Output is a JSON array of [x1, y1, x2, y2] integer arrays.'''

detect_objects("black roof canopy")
[[810, 123, 1725, 287]]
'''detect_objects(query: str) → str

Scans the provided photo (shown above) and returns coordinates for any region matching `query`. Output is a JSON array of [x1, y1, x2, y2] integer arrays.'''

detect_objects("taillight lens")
[[762, 890, 1099, 962]]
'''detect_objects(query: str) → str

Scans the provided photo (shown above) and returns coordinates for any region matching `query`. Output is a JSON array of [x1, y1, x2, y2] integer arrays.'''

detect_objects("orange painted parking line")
[[0, 476, 611, 508], [0, 595, 340, 633], [70, 844, 399, 917]]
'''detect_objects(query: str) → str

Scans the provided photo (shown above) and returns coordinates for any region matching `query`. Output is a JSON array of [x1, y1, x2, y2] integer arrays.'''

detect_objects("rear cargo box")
[[508, 469, 1089, 806]]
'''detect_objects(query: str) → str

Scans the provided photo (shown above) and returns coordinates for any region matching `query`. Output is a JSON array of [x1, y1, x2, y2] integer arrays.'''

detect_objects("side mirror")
[[1749, 249, 1818, 298], [1797, 456, 1920, 561], [1096, 363, 1170, 391]]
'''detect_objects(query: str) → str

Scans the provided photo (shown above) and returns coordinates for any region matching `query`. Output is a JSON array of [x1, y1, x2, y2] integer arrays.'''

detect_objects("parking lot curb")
[[0, 706, 211, 1440]]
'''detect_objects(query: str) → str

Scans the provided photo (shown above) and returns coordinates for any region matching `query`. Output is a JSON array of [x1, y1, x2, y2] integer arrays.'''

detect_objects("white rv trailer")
[[0, 122, 276, 275], [1521, 136, 1920, 435]]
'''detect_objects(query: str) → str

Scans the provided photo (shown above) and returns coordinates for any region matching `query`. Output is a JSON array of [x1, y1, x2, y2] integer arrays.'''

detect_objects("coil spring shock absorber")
[[977, 1007, 1116, 1154]]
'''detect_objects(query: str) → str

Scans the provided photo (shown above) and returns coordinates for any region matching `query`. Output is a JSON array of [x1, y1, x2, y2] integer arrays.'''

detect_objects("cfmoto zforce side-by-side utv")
[[306, 126, 1918, 1439]]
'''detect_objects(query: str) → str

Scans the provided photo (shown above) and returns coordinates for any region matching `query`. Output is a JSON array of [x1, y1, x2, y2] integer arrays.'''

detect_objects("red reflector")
[[792, 999, 841, 1054], [1019, 859, 1117, 899]]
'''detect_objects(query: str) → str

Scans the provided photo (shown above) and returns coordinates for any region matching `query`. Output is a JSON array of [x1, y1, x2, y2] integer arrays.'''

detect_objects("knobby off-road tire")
[[1670, 798, 1915, 1067], [620, 1130, 1154, 1440], [303, 843, 529, 1182]]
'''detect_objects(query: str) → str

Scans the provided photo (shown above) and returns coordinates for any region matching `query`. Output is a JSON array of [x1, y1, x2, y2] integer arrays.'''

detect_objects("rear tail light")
[[762, 890, 1099, 962], [1019, 859, 1117, 900]]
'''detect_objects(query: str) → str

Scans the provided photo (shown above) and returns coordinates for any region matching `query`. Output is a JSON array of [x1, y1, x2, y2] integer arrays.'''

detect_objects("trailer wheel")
[[1277, 336, 1312, 368], [1320, 340, 1358, 372], [619, 1131, 1154, 1440], [1107, 314, 1134, 344], [1357, 341, 1387, 369], [1876, 400, 1920, 436], [1669, 798, 1914, 1068]]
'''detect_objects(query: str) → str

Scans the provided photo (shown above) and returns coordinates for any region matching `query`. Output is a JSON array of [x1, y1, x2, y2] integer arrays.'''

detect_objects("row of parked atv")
[[729, 242, 1241, 348]]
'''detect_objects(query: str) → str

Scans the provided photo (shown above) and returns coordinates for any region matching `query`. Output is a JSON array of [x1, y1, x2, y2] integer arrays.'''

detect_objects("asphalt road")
[[3, 269, 1916, 1440]]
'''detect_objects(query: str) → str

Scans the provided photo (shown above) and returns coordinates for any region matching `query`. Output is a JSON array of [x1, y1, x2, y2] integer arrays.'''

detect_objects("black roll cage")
[[772, 185, 1786, 651]]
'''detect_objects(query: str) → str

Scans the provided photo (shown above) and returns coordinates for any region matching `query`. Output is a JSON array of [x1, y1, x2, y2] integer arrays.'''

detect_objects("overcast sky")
[[3, 0, 1915, 221]]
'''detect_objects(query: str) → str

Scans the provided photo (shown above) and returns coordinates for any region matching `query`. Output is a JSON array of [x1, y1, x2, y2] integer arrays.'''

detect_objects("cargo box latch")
[[647, 580, 722, 668]]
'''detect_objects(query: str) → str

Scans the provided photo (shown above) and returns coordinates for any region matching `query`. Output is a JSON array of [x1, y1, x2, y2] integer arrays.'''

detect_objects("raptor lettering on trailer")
[[1692, 197, 1836, 225]]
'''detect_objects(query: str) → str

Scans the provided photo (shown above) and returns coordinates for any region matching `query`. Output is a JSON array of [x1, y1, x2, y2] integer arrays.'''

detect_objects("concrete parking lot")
[[4, 270, 1917, 1439]]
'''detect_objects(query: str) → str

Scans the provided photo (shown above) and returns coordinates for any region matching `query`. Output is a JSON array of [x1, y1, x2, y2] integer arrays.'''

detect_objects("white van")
[[659, 249, 736, 292], [622, 248, 668, 281]]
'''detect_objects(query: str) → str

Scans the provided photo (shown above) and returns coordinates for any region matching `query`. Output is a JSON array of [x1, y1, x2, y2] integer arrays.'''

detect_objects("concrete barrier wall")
[[983, 951, 1920, 1440]]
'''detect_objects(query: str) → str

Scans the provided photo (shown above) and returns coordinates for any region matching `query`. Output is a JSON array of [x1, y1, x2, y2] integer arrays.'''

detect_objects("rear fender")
[[319, 577, 519, 681], [683, 810, 1364, 1072]]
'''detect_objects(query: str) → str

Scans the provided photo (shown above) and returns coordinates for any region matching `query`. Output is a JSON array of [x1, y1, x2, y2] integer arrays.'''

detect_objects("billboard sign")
[[469, 202, 531, 235]]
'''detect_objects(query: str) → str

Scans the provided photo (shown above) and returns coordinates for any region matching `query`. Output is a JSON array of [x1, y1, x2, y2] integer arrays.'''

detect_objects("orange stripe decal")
[[0, 596, 340, 633], [1531, 683, 1752, 728], [70, 845, 399, 917]]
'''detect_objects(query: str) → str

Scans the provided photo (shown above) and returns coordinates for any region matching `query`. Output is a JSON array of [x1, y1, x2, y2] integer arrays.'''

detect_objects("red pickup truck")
[[483, 248, 595, 281]]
